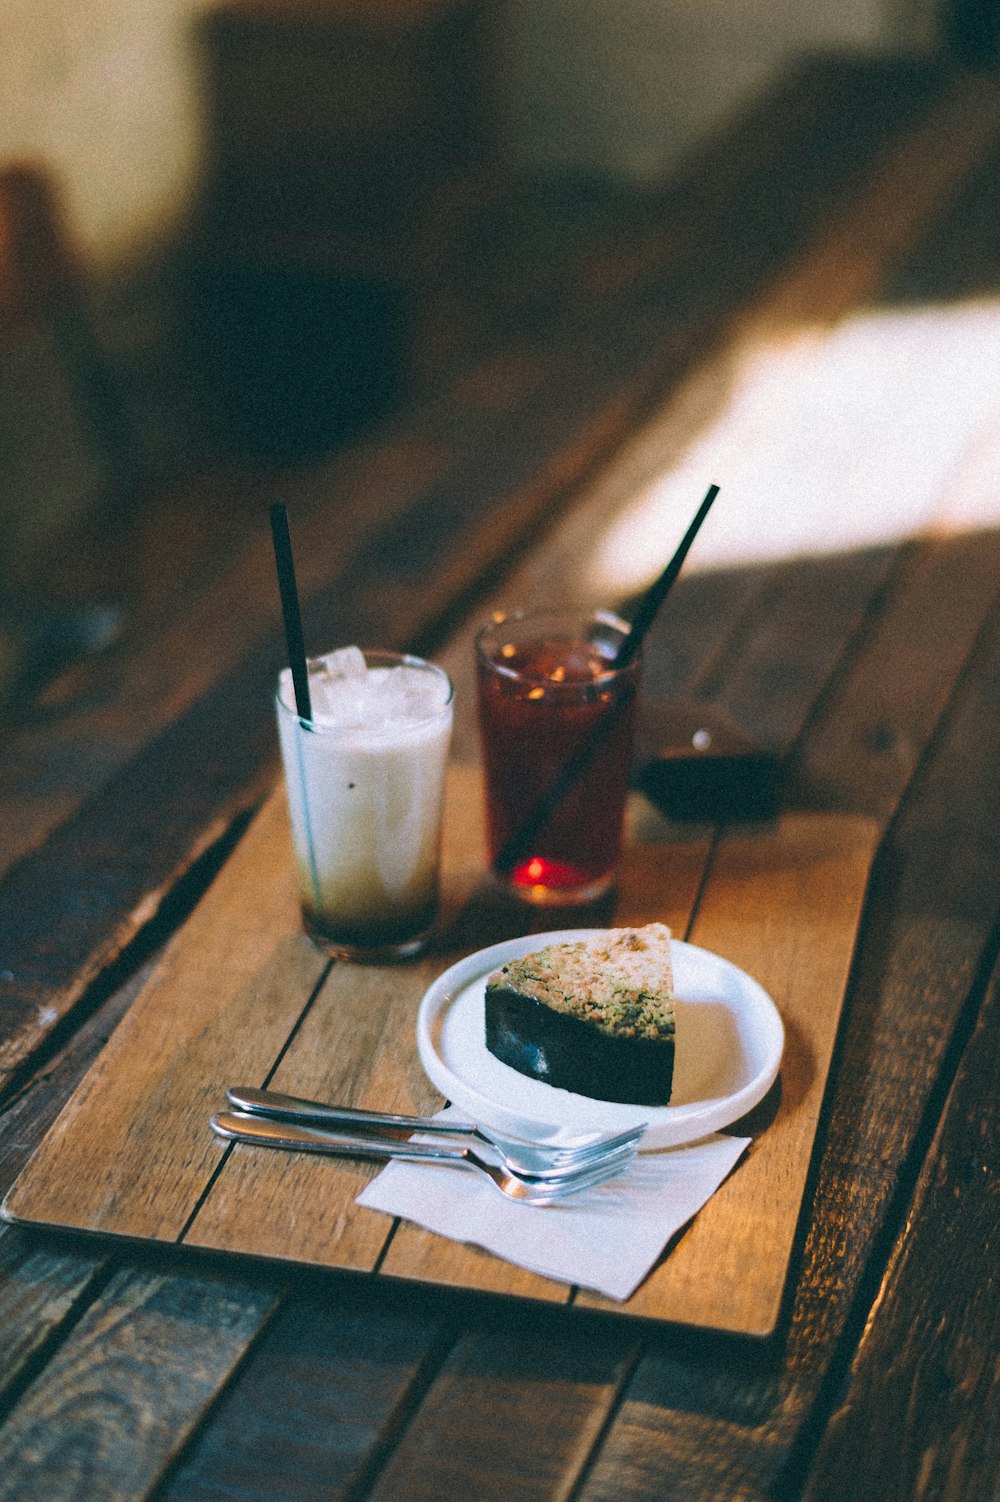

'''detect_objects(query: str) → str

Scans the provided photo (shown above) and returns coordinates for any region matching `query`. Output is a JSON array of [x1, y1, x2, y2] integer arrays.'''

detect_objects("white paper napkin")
[[356, 1111, 750, 1302]]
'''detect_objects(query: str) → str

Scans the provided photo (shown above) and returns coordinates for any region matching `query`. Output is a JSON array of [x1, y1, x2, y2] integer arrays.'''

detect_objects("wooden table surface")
[[1, 56, 998, 1502]]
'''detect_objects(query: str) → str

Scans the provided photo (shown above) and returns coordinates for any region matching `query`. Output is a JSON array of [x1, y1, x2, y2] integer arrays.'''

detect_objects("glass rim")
[[475, 606, 636, 687], [275, 647, 454, 731]]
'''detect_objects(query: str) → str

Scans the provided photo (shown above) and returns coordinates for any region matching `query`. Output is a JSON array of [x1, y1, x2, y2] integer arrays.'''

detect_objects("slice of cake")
[[484, 923, 675, 1105]]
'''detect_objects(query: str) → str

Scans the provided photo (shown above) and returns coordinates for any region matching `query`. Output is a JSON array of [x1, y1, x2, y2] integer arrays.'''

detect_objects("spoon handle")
[[212, 1110, 468, 1161]]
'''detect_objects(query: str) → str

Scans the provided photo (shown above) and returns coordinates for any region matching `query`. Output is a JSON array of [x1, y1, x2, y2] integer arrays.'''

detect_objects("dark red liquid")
[[476, 637, 639, 896]]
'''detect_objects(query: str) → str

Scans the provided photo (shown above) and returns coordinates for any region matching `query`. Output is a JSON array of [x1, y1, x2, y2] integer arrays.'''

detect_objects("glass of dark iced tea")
[[475, 607, 640, 905]]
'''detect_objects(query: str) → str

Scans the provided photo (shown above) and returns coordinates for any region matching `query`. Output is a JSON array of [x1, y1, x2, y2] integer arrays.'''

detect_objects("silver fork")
[[210, 1111, 629, 1204], [226, 1085, 646, 1178]]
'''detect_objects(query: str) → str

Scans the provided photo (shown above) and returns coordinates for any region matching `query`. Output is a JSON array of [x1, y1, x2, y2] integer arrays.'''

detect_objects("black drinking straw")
[[269, 502, 312, 726], [612, 483, 719, 671], [493, 483, 720, 875]]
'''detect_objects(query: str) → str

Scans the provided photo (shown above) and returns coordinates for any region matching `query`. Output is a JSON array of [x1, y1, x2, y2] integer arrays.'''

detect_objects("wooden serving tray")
[[2, 766, 877, 1336]]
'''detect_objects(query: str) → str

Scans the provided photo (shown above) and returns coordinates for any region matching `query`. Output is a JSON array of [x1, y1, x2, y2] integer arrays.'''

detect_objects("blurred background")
[[0, 0, 996, 707]]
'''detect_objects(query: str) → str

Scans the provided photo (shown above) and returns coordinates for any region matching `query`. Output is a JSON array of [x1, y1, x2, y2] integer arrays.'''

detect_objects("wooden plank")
[[576, 813, 878, 1332], [186, 87, 996, 1495], [0, 958, 150, 1418], [575, 572, 1000, 1499], [441, 561, 775, 767], [384, 555, 894, 1316], [0, 961, 152, 1204], [702, 548, 898, 749], [0, 849, 456, 1502], [184, 950, 457, 1274], [155, 1292, 449, 1502], [1, 792, 327, 1240], [366, 1325, 640, 1502], [0, 1264, 278, 1502], [430, 64, 1000, 786], [78, 82, 996, 1502], [521, 63, 1000, 650], [0, 438, 446, 881], [9, 417, 966, 1333], [792, 528, 1000, 818], [0, 439, 484, 1096], [798, 951, 1000, 1502], [0, 1225, 107, 1410], [0, 766, 479, 1245], [439, 477, 897, 781]]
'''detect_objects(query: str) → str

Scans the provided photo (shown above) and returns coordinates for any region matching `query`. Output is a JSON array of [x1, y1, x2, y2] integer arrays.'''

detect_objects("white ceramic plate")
[[416, 930, 784, 1149]]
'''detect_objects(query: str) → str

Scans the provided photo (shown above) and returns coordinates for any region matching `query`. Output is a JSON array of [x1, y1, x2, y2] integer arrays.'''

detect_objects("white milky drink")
[[275, 647, 454, 959]]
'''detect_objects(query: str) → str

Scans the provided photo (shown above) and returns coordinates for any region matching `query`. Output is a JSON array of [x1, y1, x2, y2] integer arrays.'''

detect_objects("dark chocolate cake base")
[[485, 983, 674, 1106]]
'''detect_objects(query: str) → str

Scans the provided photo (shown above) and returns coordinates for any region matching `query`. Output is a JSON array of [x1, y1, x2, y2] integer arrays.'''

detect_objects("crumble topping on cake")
[[488, 925, 675, 1040]]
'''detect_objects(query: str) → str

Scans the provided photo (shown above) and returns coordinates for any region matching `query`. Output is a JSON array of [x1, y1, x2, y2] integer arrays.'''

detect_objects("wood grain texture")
[[185, 948, 453, 1272], [0, 1264, 278, 1502], [156, 1294, 448, 1502], [0, 1225, 106, 1409], [183, 765, 487, 1269], [0, 438, 445, 882], [800, 952, 1000, 1502], [791, 529, 1000, 818], [575, 569, 1000, 1501], [0, 960, 154, 1425], [577, 813, 878, 1331], [366, 1325, 640, 1502], [702, 549, 898, 749], [3, 767, 873, 1337], [0, 764, 481, 1251], [0, 955, 152, 1204], [1, 792, 327, 1239]]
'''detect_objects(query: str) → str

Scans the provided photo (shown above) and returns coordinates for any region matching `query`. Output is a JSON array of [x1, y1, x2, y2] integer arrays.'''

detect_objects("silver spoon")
[[210, 1111, 630, 1205]]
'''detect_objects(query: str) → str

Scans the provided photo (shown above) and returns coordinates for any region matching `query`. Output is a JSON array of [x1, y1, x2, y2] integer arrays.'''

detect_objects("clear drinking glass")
[[475, 607, 640, 905], [275, 648, 453, 960]]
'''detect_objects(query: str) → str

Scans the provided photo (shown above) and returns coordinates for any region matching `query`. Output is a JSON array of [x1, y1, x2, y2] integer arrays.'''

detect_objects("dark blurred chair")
[[0, 163, 129, 713]]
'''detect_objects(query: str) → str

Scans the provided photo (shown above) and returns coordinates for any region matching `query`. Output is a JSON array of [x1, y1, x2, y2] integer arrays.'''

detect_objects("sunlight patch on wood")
[[588, 298, 1000, 595]]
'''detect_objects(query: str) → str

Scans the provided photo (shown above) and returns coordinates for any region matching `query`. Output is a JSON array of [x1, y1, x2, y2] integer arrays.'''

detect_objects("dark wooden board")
[[800, 952, 1000, 1502], [365, 1326, 640, 1502], [0, 1262, 279, 1502], [156, 1292, 449, 1502], [792, 530, 1000, 819], [0, 1226, 107, 1412]]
